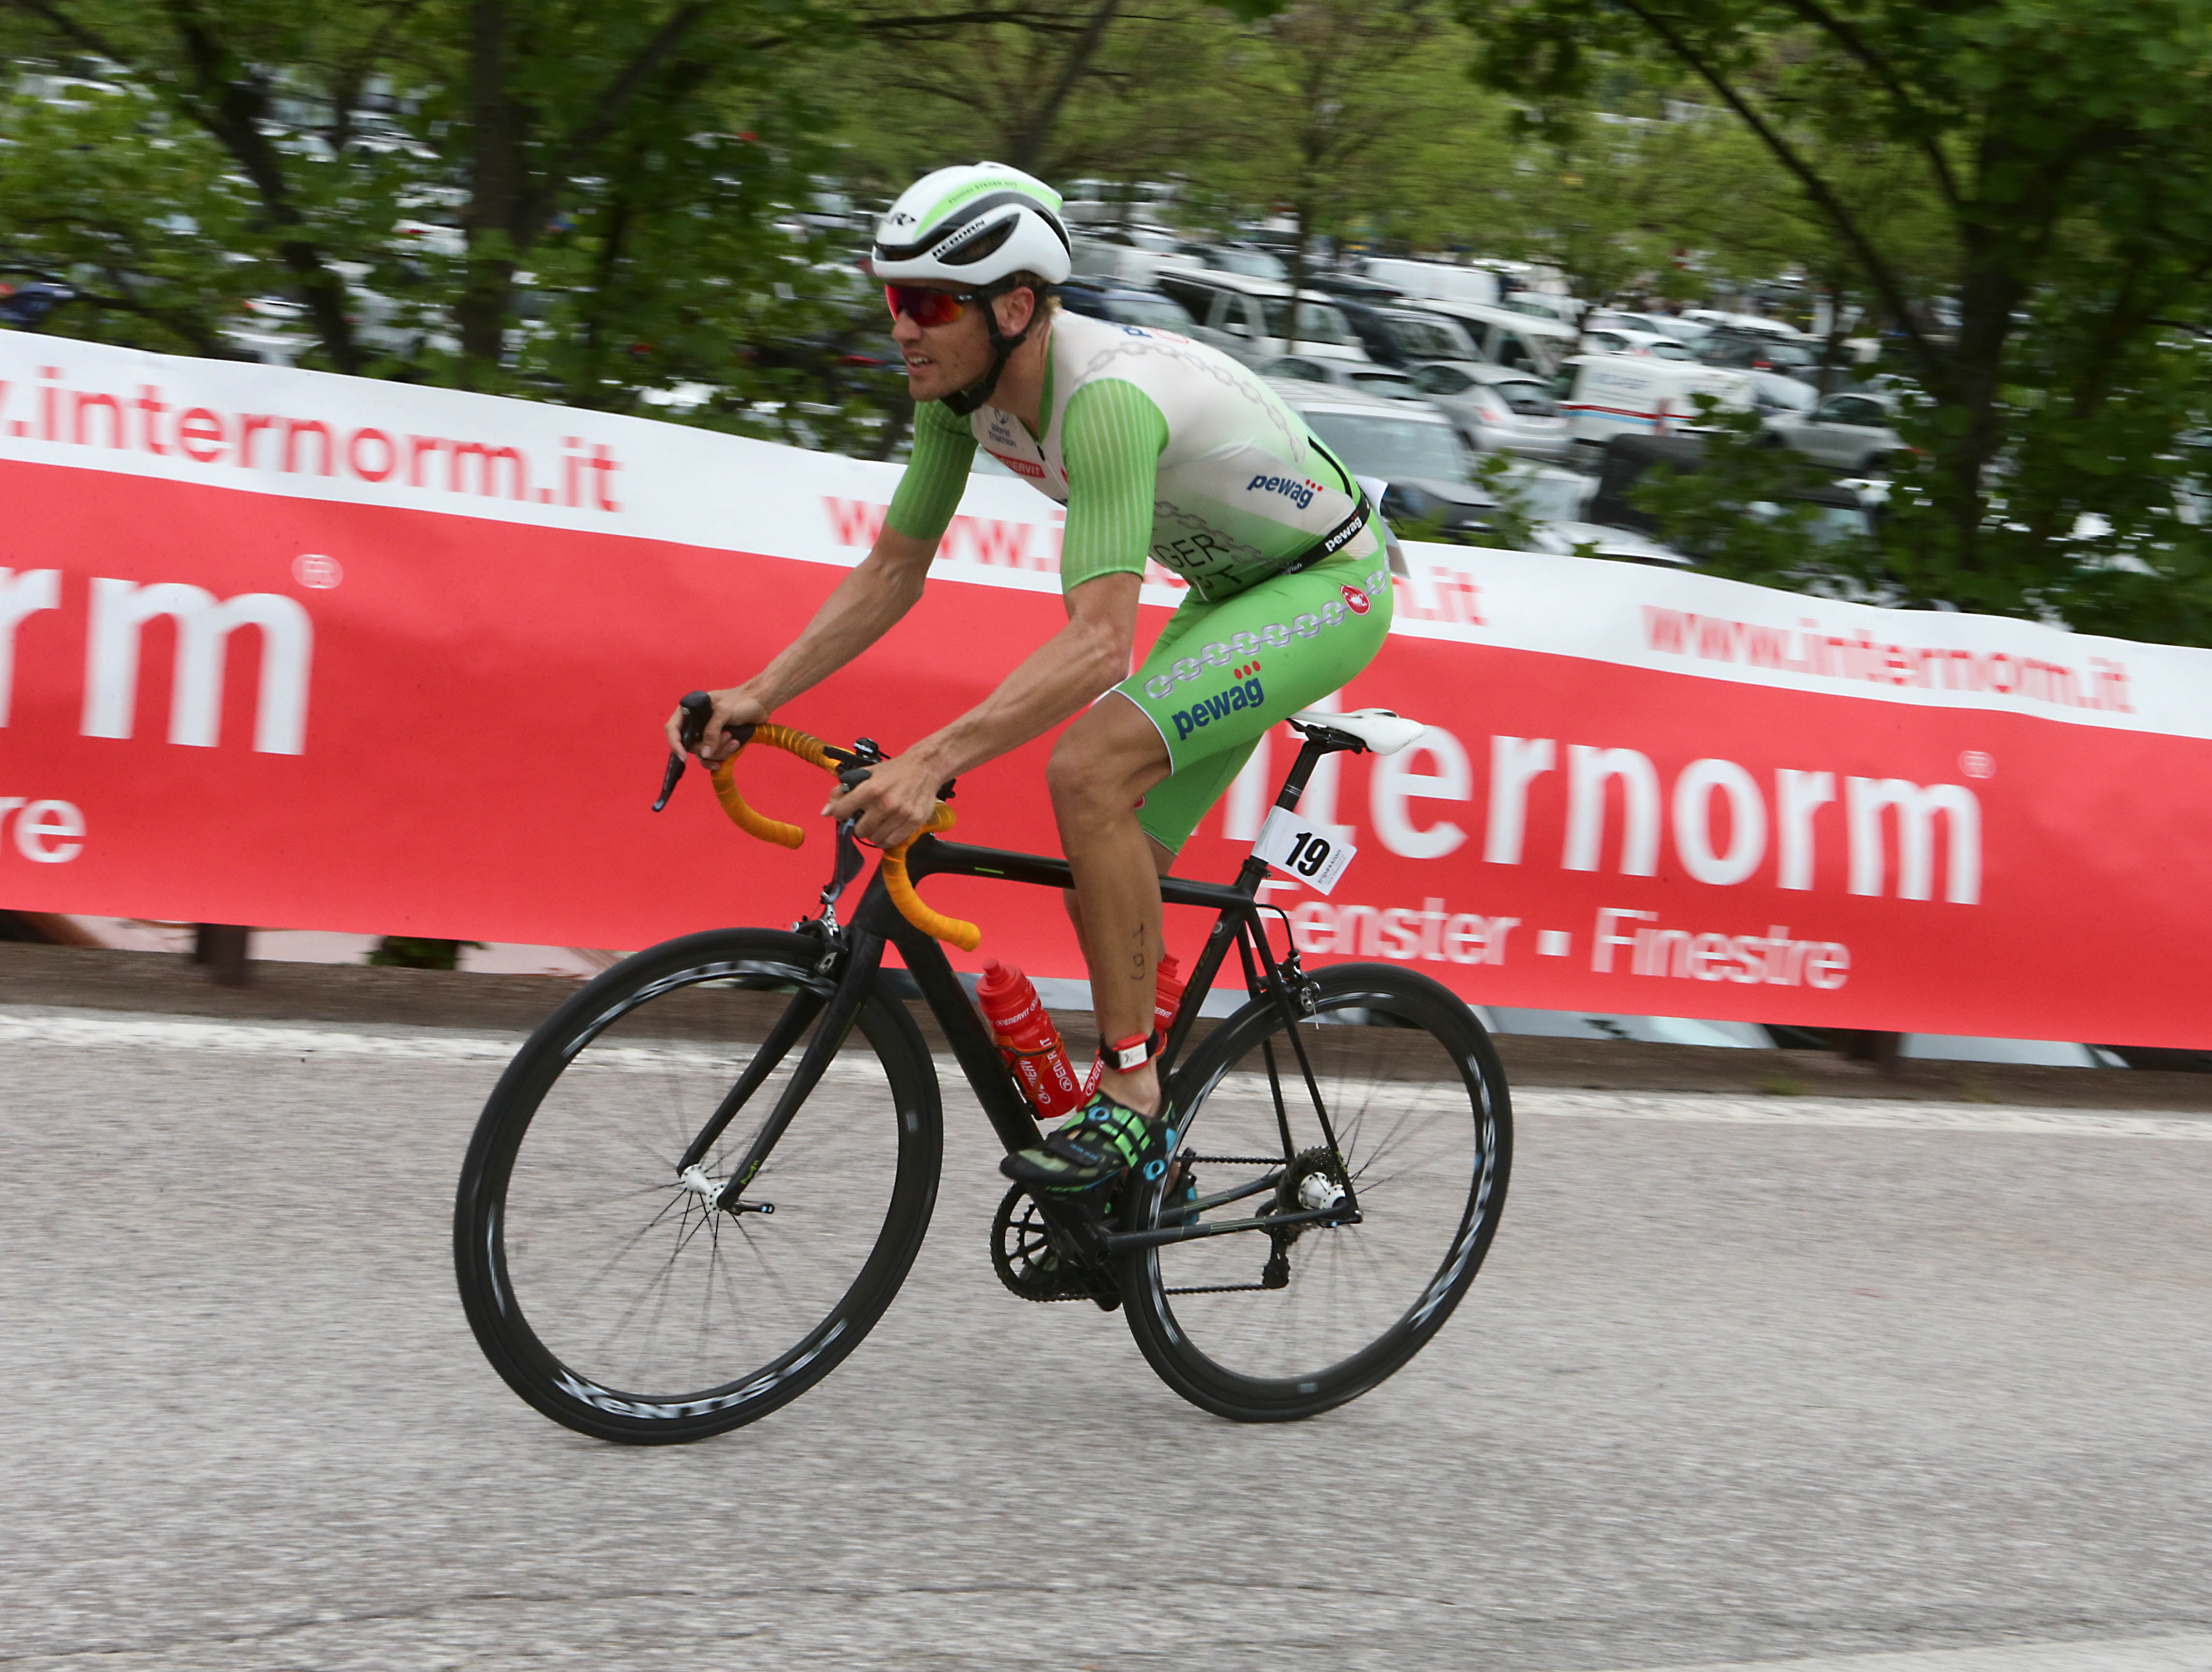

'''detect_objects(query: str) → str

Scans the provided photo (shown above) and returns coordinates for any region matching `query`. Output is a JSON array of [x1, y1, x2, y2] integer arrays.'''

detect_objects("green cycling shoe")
[[1001, 1091, 1179, 1197]]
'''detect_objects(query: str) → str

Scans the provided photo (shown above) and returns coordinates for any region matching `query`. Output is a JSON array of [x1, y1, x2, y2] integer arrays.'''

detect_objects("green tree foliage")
[[1458, 0, 2212, 640], [0, 81, 279, 353], [0, 0, 979, 433]]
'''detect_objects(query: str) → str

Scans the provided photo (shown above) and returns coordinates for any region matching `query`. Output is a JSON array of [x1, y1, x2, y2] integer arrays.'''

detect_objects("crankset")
[[990, 1183, 1121, 1310]]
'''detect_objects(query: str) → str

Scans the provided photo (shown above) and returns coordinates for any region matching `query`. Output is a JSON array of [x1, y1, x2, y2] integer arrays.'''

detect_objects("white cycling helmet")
[[873, 164, 1072, 413], [872, 162, 1072, 287]]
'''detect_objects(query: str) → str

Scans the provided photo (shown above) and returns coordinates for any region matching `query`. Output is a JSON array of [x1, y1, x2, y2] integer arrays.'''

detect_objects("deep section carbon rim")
[[1128, 965, 1508, 1413], [456, 931, 937, 1440]]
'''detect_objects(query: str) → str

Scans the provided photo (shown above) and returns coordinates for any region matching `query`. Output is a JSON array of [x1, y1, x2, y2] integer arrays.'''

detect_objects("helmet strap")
[[940, 282, 1052, 418]]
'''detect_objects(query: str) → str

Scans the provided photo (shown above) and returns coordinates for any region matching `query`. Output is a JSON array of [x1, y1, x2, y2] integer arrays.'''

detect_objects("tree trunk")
[[1284, 192, 1314, 357], [458, 0, 522, 382], [161, 10, 364, 373], [1004, 0, 1121, 173]]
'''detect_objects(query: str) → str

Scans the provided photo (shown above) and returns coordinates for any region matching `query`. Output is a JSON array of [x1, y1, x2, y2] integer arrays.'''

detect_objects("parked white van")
[[1557, 355, 1755, 454], [1153, 269, 1372, 365], [1410, 299, 1581, 376], [1357, 258, 1501, 309]]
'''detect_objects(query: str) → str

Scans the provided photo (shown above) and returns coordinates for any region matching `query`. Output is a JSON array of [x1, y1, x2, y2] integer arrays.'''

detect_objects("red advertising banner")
[[4, 338, 2211, 1044]]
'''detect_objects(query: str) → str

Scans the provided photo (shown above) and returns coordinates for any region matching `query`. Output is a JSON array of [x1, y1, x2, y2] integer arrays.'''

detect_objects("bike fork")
[[703, 931, 887, 1212]]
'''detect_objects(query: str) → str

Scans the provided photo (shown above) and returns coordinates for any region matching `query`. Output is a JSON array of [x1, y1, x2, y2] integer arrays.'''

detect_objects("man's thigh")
[[1115, 558, 1393, 854]]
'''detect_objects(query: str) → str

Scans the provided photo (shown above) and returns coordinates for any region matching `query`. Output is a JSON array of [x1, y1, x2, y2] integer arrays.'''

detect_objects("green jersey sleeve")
[[884, 400, 978, 543], [1059, 378, 1170, 592]]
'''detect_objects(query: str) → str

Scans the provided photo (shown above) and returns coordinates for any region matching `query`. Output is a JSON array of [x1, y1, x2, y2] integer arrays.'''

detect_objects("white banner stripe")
[[7, 333, 2210, 736]]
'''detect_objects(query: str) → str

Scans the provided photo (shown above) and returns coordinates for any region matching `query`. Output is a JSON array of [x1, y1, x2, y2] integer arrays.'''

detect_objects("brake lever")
[[653, 690, 754, 812]]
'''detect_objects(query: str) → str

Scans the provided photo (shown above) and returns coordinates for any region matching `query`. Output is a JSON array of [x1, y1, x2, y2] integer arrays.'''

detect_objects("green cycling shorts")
[[1115, 554, 1395, 854]]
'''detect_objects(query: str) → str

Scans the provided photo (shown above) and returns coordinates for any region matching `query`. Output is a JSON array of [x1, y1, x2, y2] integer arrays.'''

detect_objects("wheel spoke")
[[459, 939, 935, 1438], [1134, 974, 1510, 1407]]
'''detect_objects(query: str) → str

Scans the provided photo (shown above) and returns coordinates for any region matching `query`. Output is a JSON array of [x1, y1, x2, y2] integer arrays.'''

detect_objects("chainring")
[[990, 1182, 1120, 1309]]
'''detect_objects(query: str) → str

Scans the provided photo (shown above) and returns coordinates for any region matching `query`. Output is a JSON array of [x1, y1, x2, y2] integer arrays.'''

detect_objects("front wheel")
[[454, 928, 941, 1443], [1119, 963, 1511, 1421]]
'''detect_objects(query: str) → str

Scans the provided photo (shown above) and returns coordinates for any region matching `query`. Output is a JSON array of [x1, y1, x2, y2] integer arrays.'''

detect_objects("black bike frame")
[[701, 725, 1368, 1247]]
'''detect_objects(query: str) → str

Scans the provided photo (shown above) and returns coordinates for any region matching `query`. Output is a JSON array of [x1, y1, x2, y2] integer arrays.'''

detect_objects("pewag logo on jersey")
[[1245, 472, 1325, 513], [1167, 671, 1266, 740], [1341, 583, 1370, 615]]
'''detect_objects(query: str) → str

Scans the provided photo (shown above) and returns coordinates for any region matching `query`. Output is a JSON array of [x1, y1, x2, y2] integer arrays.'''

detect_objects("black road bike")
[[453, 699, 1512, 1442]]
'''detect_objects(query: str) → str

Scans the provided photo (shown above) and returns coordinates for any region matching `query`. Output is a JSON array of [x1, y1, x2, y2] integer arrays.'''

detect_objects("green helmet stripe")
[[917, 174, 1062, 232]]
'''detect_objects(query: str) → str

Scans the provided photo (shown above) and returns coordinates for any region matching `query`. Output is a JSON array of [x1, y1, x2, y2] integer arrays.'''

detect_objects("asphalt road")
[[4, 1006, 2210, 1672]]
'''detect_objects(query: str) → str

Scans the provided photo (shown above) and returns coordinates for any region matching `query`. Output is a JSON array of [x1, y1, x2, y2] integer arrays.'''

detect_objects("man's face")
[[888, 284, 1034, 401]]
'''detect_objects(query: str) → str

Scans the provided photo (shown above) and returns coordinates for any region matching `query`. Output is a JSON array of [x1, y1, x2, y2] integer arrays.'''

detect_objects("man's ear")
[[993, 286, 1036, 338]]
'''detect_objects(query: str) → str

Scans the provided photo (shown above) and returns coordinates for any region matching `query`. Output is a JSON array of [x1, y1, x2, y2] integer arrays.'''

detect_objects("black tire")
[[1119, 963, 1510, 1422], [454, 929, 941, 1444]]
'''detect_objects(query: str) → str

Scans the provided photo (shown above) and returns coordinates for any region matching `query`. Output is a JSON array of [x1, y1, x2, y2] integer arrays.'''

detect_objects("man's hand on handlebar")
[[666, 687, 767, 764], [825, 749, 946, 851]]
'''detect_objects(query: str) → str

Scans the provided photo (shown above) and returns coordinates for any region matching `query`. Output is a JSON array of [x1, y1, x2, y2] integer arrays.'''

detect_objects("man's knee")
[[1046, 733, 1111, 818]]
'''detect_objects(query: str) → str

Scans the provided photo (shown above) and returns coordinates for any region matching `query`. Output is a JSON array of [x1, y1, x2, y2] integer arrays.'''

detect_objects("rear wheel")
[[1119, 963, 1510, 1421], [454, 929, 940, 1443]]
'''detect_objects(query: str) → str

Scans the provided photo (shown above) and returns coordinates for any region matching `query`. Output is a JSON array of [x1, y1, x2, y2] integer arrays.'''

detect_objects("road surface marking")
[[1582, 1633, 2212, 1671], [3, 1007, 2207, 1139]]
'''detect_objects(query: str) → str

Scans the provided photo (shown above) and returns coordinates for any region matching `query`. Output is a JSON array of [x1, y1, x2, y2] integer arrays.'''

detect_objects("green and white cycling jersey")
[[885, 309, 1382, 601]]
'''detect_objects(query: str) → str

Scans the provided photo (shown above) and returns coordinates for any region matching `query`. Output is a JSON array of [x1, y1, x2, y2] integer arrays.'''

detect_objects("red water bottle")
[[1152, 952, 1187, 1038], [977, 960, 1085, 1120]]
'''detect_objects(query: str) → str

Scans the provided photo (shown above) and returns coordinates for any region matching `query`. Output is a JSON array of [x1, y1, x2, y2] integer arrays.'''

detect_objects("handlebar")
[[656, 692, 980, 952]]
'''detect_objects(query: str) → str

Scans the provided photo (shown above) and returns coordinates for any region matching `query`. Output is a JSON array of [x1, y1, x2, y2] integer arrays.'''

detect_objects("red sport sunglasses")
[[883, 283, 987, 328]]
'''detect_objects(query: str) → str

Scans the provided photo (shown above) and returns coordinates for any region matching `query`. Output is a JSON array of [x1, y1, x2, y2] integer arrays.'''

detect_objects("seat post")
[[1230, 727, 1361, 896]]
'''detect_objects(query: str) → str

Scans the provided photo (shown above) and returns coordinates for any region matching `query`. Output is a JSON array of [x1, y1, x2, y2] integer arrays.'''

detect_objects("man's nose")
[[890, 311, 921, 346]]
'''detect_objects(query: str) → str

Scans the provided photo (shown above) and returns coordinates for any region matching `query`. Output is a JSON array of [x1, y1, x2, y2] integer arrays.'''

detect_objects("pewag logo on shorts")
[[1246, 472, 1325, 513], [1168, 671, 1266, 741]]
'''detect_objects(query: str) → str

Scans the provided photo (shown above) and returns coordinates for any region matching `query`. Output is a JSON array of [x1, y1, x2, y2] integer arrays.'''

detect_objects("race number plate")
[[1253, 807, 1356, 896]]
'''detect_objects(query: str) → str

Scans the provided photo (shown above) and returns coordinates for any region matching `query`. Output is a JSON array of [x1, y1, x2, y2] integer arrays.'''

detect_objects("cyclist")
[[669, 162, 1395, 1197]]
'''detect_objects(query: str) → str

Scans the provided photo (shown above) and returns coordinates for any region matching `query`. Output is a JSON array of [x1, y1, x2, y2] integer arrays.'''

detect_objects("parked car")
[[1577, 324, 1696, 361], [1587, 309, 1705, 343], [1173, 240, 1289, 281], [1259, 356, 1421, 400], [1153, 269, 1371, 365], [1743, 369, 1821, 415], [1355, 257, 1501, 308], [1590, 433, 1879, 547], [1522, 518, 1692, 566], [1267, 378, 1503, 543], [1302, 271, 1408, 306], [0, 282, 74, 329], [1410, 299, 1580, 375], [1059, 278, 1210, 334], [1696, 328, 1823, 377], [1401, 360, 1573, 463], [1681, 308, 1804, 340], [1557, 355, 1756, 457], [1067, 223, 1198, 288], [1060, 177, 1181, 227], [1496, 292, 1584, 328], [1763, 389, 1904, 473], [1331, 300, 1482, 367]]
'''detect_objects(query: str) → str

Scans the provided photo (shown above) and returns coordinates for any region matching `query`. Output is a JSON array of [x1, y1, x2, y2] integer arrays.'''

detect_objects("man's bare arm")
[[667, 526, 940, 758], [826, 572, 1143, 848]]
